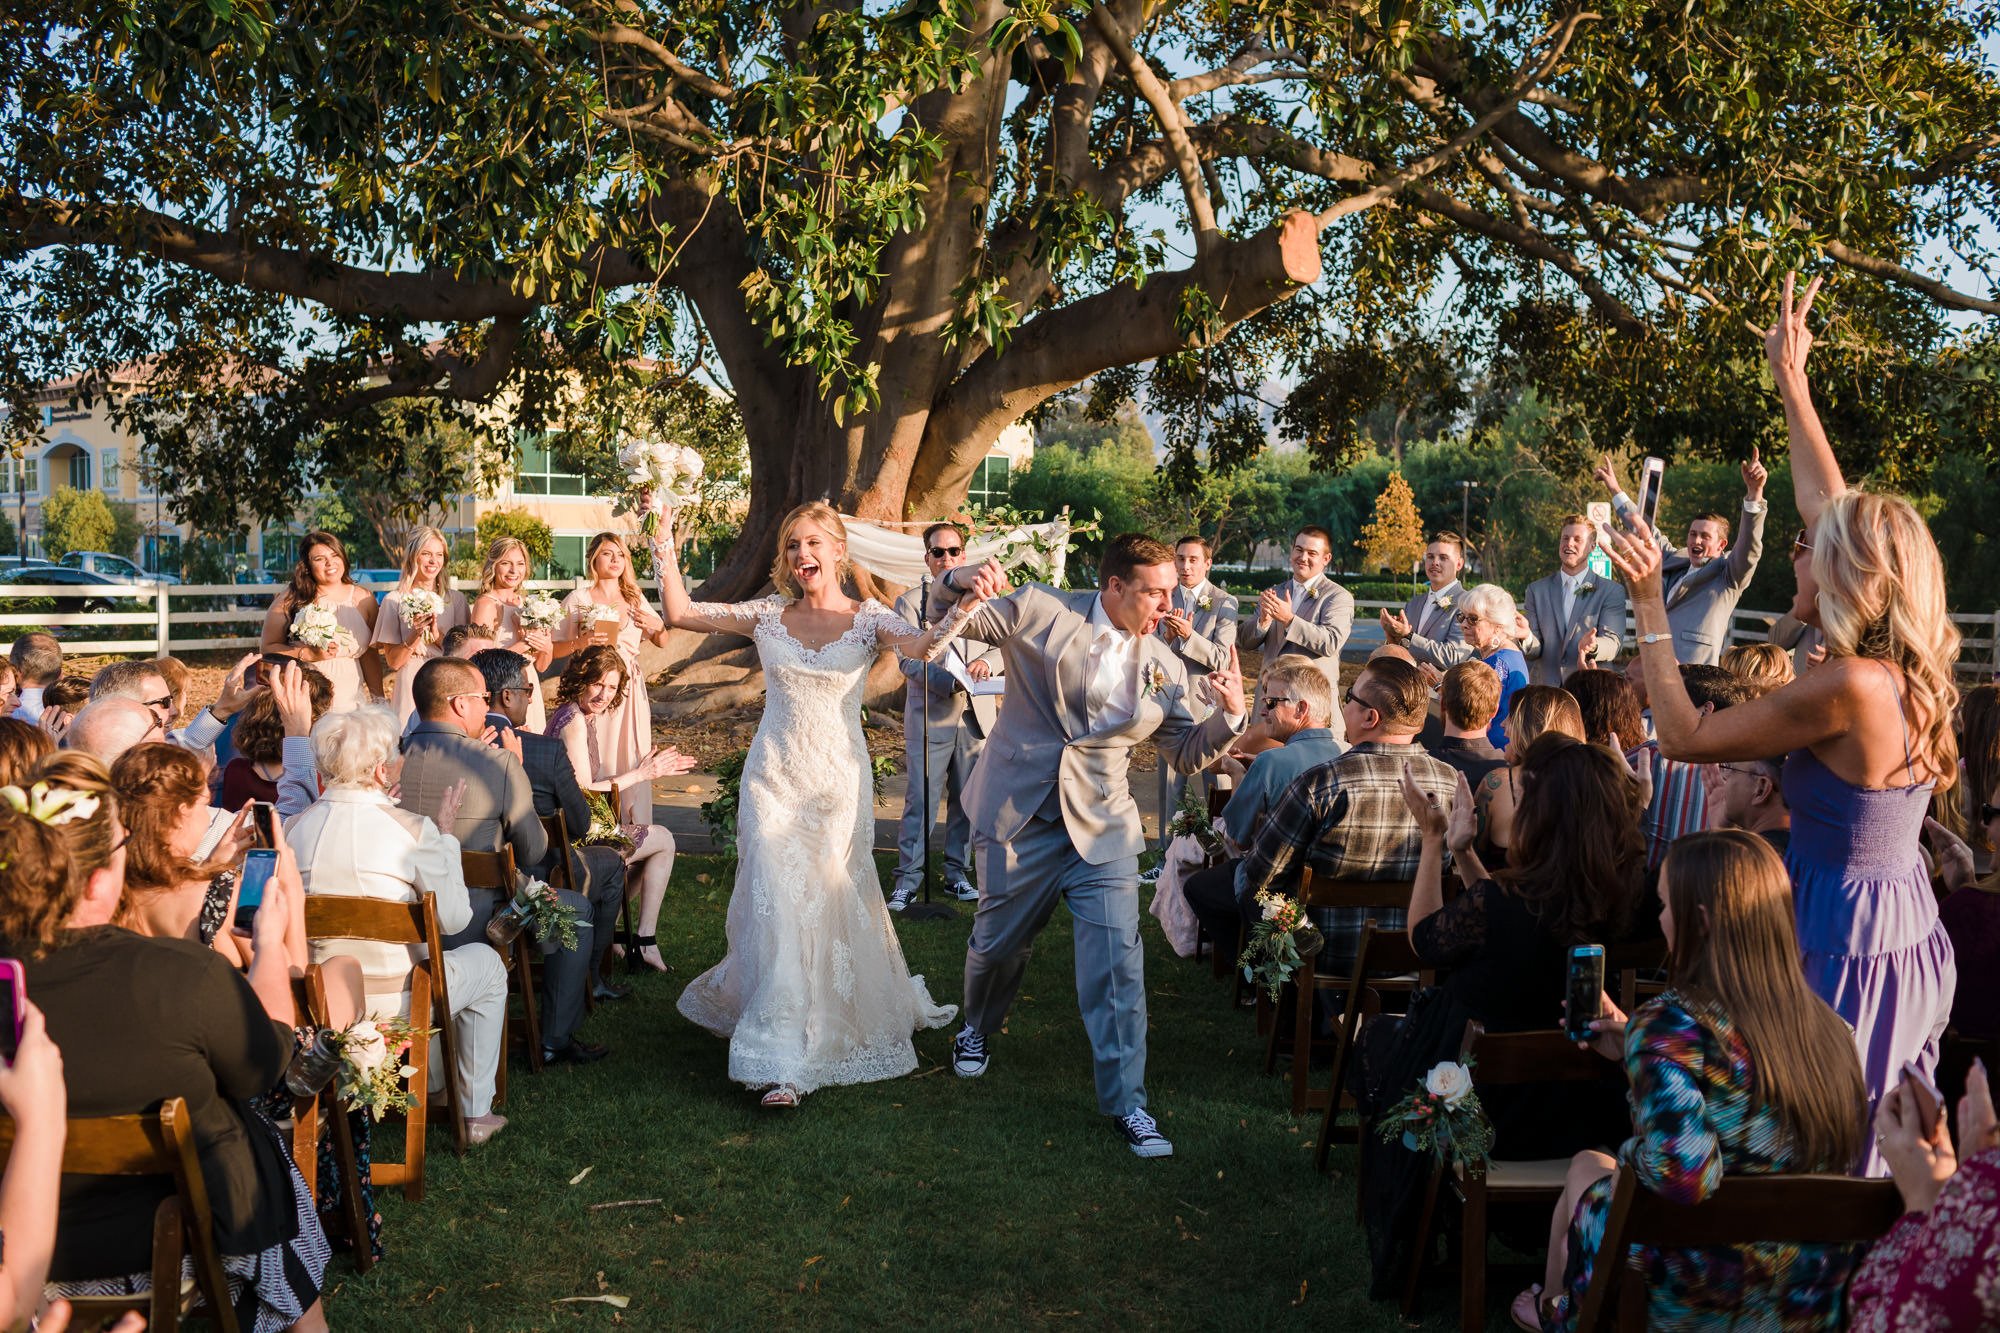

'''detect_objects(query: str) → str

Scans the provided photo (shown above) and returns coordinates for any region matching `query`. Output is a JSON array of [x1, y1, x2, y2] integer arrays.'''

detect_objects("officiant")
[[888, 523, 1003, 911]]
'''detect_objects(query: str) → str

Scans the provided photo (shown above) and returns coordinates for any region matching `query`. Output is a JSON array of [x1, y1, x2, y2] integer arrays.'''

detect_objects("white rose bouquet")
[[1377, 1059, 1494, 1168], [491, 876, 581, 951], [398, 587, 445, 636], [615, 437, 705, 535], [1235, 889, 1326, 1002], [328, 1015, 433, 1121], [290, 603, 358, 656], [518, 590, 564, 632]]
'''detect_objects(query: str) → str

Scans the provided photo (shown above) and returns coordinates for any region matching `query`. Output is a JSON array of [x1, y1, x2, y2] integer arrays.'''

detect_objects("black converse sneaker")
[[1117, 1108, 1174, 1158], [951, 1026, 989, 1077], [886, 883, 917, 912], [947, 877, 980, 902]]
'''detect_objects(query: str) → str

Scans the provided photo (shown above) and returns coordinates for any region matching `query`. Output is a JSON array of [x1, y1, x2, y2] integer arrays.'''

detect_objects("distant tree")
[[39, 487, 116, 561], [0, 506, 15, 557], [106, 501, 144, 560], [475, 507, 556, 569], [1357, 471, 1426, 595]]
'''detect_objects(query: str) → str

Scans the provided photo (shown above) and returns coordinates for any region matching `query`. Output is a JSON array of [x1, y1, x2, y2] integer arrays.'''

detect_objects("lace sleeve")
[[1410, 878, 1496, 966], [686, 596, 783, 626], [865, 598, 969, 663]]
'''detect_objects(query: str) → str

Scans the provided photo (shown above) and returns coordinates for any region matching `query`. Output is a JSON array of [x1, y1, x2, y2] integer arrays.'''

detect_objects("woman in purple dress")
[[1603, 274, 1958, 1173]]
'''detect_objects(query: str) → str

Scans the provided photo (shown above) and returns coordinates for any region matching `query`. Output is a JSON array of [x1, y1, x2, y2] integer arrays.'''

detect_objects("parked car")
[[0, 565, 134, 616], [57, 551, 181, 585]]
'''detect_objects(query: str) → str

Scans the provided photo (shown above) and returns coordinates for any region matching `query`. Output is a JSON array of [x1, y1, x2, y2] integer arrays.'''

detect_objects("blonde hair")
[[479, 537, 532, 594], [1811, 491, 1960, 787], [1720, 643, 1795, 698], [768, 502, 886, 602], [585, 532, 647, 613], [398, 525, 452, 596], [311, 706, 402, 787]]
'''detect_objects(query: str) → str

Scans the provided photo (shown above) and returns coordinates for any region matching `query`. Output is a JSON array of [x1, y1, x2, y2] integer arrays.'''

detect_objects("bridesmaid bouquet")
[[398, 587, 446, 636], [518, 590, 564, 632], [1236, 889, 1325, 1002], [1166, 786, 1223, 859], [291, 604, 358, 656], [1377, 1059, 1494, 1168], [616, 437, 704, 535], [330, 1015, 432, 1121], [486, 876, 581, 951]]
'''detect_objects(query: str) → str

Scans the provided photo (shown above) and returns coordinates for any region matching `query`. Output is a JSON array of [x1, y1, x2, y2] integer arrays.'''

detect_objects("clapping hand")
[[38, 704, 69, 742], [1257, 586, 1294, 626], [1399, 764, 1447, 838], [1204, 644, 1248, 717], [1608, 731, 1653, 811], [1444, 768, 1477, 854], [435, 778, 469, 834], [1764, 270, 1822, 384], [270, 660, 315, 737], [1380, 608, 1413, 641], [1923, 816, 1976, 894], [1160, 609, 1194, 641], [643, 746, 699, 779]]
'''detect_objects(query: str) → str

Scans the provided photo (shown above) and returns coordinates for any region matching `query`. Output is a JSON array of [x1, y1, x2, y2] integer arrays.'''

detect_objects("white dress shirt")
[[1085, 597, 1139, 726]]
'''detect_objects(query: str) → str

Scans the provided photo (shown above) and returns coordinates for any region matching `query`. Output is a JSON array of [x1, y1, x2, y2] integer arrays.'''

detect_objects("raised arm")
[[1723, 451, 1769, 591], [875, 560, 1009, 662], [650, 522, 770, 636], [1765, 272, 1846, 527]]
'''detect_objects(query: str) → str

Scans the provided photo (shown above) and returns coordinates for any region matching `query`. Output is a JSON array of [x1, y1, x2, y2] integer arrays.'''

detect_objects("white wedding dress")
[[676, 596, 958, 1091]]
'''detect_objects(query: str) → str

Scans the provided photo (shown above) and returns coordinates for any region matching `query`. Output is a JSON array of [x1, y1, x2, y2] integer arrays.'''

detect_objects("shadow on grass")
[[324, 854, 1461, 1331]]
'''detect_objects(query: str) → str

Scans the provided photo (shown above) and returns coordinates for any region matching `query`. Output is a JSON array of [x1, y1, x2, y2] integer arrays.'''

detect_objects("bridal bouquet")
[[290, 604, 358, 656], [397, 587, 445, 636], [615, 437, 704, 535], [1166, 786, 1223, 859], [330, 1015, 431, 1121], [1376, 1059, 1494, 1169], [518, 590, 564, 632], [1236, 889, 1325, 1003]]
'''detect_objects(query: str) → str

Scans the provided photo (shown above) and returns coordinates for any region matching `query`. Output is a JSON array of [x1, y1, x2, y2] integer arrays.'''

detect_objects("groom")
[[928, 533, 1247, 1158]]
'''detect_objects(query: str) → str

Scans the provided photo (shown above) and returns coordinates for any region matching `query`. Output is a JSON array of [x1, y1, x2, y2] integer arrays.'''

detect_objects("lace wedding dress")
[[676, 597, 958, 1091]]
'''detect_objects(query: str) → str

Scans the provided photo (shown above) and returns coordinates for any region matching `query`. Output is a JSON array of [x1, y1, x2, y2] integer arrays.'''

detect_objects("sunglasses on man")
[[928, 545, 964, 560]]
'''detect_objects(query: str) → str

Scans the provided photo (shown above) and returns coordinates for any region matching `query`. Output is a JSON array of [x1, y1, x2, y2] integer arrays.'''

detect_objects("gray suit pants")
[[892, 714, 982, 892], [965, 815, 1147, 1116], [442, 880, 600, 1054]]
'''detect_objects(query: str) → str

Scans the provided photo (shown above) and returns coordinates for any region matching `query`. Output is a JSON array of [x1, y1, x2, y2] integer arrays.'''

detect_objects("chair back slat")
[[460, 845, 517, 893], [1460, 1020, 1608, 1085], [304, 895, 427, 945], [1298, 868, 1416, 912], [539, 812, 572, 890]]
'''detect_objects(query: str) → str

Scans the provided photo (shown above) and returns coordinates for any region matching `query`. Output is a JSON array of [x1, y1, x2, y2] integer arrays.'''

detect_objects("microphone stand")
[[903, 574, 956, 922]]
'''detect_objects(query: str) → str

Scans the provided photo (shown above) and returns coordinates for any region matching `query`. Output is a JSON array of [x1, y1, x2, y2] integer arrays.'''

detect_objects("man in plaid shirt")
[[1235, 657, 1460, 973]]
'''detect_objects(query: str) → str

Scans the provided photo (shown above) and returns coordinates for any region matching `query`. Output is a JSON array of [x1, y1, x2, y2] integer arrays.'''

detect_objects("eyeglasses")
[[1259, 696, 1297, 711], [445, 690, 491, 707], [140, 694, 175, 714], [1715, 763, 1768, 780], [1343, 688, 1380, 713], [1792, 530, 1813, 557], [1454, 612, 1484, 626], [487, 685, 529, 699], [927, 545, 964, 560]]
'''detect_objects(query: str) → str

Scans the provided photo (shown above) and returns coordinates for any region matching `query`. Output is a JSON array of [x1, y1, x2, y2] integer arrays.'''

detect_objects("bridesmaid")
[[261, 530, 382, 711], [471, 537, 554, 732], [373, 526, 469, 726], [555, 532, 673, 829]]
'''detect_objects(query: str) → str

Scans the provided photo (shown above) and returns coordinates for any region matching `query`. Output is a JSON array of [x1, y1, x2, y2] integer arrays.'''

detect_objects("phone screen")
[[1638, 457, 1666, 532], [251, 802, 276, 850], [0, 960, 23, 1064], [1565, 945, 1606, 1043], [235, 849, 279, 931]]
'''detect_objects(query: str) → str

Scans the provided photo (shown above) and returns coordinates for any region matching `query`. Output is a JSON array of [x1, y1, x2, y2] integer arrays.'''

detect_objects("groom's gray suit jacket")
[[928, 581, 1244, 865]]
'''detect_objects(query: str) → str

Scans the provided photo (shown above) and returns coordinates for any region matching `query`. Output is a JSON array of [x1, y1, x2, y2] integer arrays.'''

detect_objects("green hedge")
[[1212, 569, 1421, 601]]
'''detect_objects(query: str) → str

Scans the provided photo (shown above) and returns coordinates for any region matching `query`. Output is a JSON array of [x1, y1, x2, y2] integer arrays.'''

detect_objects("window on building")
[[143, 533, 183, 579], [546, 534, 588, 580], [967, 454, 1011, 507], [100, 449, 121, 494], [515, 433, 591, 497], [64, 450, 90, 491], [0, 454, 40, 496]]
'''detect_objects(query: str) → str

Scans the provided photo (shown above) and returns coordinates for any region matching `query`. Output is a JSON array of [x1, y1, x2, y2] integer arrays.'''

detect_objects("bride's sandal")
[[633, 935, 671, 974], [760, 1084, 803, 1109]]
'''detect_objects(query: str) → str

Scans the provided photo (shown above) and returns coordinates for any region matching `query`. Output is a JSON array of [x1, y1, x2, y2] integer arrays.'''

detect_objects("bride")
[[653, 500, 1002, 1107]]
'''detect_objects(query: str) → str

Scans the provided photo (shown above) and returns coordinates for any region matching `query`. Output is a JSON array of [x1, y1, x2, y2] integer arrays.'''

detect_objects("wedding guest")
[[1525, 831, 1869, 1332], [470, 537, 555, 732], [287, 705, 510, 1144], [261, 531, 381, 711], [1150, 534, 1239, 851], [1429, 659, 1507, 788], [1629, 665, 1754, 872], [1235, 657, 1457, 974], [1958, 683, 2000, 875], [1380, 531, 1470, 669], [59, 695, 156, 761], [1519, 516, 1626, 687], [547, 646, 693, 974], [888, 521, 998, 910], [0, 978, 67, 1333], [91, 656, 255, 756], [555, 532, 673, 828], [1721, 642, 1794, 697], [1602, 273, 1961, 1171], [440, 621, 496, 659], [1852, 1059, 2000, 1328], [1453, 584, 1530, 749], [1474, 685, 1585, 863], [8, 632, 60, 723], [0, 781, 334, 1327], [1243, 526, 1354, 736], [373, 525, 470, 725], [1702, 755, 1791, 858], [1597, 450, 1769, 667], [1922, 811, 2000, 1041], [0, 716, 53, 785], [0, 660, 18, 717], [1563, 667, 1645, 753], [219, 663, 334, 812]]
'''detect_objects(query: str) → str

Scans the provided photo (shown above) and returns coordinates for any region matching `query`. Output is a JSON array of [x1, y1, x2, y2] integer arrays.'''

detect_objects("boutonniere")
[[1196, 592, 1213, 613], [1140, 661, 1170, 699], [1434, 594, 1453, 612], [1577, 581, 1597, 596]]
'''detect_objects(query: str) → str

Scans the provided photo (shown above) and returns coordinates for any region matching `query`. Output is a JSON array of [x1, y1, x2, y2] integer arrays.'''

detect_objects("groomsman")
[[1598, 450, 1768, 666], [1152, 535, 1239, 855], [1518, 514, 1628, 686], [1379, 531, 1471, 669], [888, 522, 1000, 912], [1242, 526, 1353, 736]]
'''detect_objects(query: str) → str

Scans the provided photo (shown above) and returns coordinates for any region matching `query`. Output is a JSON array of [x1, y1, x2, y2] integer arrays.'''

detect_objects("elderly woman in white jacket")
[[285, 706, 510, 1145]]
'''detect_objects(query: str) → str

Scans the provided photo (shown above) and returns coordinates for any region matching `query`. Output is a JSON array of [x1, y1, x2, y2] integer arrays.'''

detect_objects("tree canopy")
[[7, 0, 2000, 592]]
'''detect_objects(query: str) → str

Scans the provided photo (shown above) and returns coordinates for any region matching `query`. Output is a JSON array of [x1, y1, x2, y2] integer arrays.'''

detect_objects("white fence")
[[0, 579, 647, 657]]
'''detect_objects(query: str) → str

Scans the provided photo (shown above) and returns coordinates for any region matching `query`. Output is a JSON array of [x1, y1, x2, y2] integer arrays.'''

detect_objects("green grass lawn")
[[322, 855, 1462, 1331]]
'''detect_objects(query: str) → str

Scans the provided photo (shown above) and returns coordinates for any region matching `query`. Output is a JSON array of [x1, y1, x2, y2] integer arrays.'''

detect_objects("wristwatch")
[[1638, 632, 1673, 646]]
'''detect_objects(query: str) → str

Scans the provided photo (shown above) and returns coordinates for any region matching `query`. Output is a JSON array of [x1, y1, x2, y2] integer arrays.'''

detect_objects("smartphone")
[[1565, 944, 1606, 1043], [0, 960, 24, 1064], [234, 848, 279, 931], [1637, 456, 1666, 533], [249, 801, 277, 850], [243, 654, 296, 689], [1903, 1060, 1944, 1129]]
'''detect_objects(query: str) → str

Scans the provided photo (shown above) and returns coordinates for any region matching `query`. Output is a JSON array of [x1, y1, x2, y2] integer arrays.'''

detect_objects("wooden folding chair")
[[305, 893, 466, 1177], [1571, 1166, 1902, 1329], [1263, 869, 1415, 1116], [286, 966, 323, 1204], [0, 1098, 237, 1332], [1314, 920, 1432, 1173], [1403, 1020, 1612, 1331], [463, 844, 540, 1080], [1608, 938, 1669, 1014], [606, 780, 636, 956]]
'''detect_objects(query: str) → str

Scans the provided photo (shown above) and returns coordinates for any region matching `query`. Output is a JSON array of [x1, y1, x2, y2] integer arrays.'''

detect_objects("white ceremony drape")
[[837, 514, 1072, 588]]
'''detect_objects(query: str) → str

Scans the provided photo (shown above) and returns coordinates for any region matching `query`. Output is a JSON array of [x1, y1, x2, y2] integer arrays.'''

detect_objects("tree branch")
[[1822, 237, 2000, 315], [1087, 3, 1220, 255]]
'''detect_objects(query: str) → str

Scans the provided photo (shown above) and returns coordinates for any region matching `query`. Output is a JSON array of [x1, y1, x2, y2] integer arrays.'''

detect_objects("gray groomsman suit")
[[1241, 575, 1354, 739], [1519, 570, 1628, 687], [928, 578, 1245, 1116], [890, 581, 1000, 897], [1154, 579, 1239, 840], [1614, 496, 1767, 666], [1398, 580, 1472, 670]]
